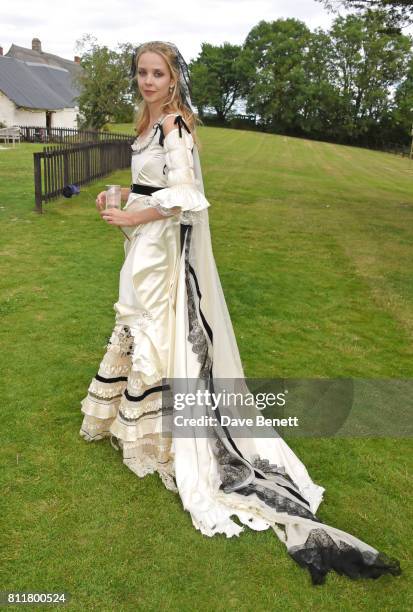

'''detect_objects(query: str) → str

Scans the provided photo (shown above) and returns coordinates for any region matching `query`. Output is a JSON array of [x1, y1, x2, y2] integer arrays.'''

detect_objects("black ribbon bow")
[[158, 114, 191, 147]]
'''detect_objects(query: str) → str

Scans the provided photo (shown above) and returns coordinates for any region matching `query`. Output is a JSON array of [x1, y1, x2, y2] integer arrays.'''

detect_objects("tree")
[[393, 56, 413, 140], [241, 13, 411, 144], [243, 19, 313, 132], [189, 42, 255, 120], [73, 34, 135, 129], [317, 1, 413, 33], [327, 10, 412, 141], [299, 28, 343, 138]]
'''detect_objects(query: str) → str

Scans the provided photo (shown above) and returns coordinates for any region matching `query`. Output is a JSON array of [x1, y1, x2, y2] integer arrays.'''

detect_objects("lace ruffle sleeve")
[[148, 119, 210, 215]]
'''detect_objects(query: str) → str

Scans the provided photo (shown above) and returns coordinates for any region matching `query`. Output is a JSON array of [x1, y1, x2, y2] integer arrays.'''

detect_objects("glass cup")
[[105, 185, 121, 209]]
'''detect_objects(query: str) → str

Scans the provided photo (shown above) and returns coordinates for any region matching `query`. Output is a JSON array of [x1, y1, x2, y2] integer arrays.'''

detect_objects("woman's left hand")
[[100, 208, 135, 226]]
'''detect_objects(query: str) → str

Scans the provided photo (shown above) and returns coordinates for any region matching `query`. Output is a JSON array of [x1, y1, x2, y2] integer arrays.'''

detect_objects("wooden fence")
[[19, 125, 133, 144], [33, 139, 134, 213]]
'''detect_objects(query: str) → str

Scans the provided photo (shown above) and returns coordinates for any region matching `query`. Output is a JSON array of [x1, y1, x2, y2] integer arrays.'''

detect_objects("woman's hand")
[[95, 191, 106, 211], [100, 208, 135, 226]]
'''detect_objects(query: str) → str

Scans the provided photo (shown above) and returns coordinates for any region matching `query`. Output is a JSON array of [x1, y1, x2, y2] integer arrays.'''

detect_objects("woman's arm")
[[121, 187, 131, 202], [102, 115, 209, 227], [100, 204, 173, 226], [144, 116, 210, 215]]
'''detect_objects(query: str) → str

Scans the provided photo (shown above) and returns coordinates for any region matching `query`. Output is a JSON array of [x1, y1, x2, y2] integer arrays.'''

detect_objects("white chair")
[[0, 126, 22, 147]]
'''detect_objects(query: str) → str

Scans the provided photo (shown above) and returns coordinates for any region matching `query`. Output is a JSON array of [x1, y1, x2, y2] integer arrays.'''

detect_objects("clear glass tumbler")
[[105, 185, 121, 209]]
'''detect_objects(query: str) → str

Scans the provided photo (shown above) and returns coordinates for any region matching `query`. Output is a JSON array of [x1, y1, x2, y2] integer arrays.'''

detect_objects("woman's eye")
[[138, 71, 163, 77]]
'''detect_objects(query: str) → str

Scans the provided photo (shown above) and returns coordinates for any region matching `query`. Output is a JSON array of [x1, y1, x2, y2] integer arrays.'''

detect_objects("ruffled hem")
[[299, 482, 325, 515], [109, 402, 168, 442], [79, 319, 175, 491], [79, 414, 114, 441], [121, 440, 177, 492], [126, 323, 165, 386], [80, 395, 121, 420], [150, 183, 210, 213], [189, 504, 274, 539], [80, 412, 177, 493], [188, 485, 323, 542]]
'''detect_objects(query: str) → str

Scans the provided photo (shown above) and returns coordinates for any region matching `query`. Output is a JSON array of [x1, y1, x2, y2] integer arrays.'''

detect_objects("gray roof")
[[0, 55, 82, 110], [6, 44, 83, 82]]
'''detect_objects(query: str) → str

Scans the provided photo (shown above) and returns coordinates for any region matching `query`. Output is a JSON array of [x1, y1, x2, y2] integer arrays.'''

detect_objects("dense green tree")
[[298, 29, 342, 138], [243, 19, 312, 132], [317, 1, 413, 33], [240, 14, 411, 144], [189, 42, 255, 120], [393, 57, 413, 140], [73, 35, 135, 129], [327, 11, 412, 141]]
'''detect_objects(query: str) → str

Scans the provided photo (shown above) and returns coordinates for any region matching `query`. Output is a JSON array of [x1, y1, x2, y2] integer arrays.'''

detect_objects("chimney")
[[74, 56, 81, 64], [32, 38, 42, 52], [0, 47, 3, 56]]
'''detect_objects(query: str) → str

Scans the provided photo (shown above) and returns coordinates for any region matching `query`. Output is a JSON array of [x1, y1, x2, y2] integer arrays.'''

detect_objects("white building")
[[0, 38, 83, 129]]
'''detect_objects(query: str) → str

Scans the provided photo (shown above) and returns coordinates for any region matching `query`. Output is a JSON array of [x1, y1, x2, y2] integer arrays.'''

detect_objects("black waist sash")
[[130, 183, 164, 195]]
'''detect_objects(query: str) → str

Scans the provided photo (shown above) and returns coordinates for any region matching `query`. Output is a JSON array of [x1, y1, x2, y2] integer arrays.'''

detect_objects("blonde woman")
[[79, 41, 401, 585]]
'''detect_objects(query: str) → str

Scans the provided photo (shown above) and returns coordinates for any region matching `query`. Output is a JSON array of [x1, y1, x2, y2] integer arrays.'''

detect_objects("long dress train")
[[79, 113, 402, 585]]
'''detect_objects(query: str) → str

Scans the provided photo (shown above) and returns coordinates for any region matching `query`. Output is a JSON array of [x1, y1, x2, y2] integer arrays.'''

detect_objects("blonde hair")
[[132, 41, 203, 150]]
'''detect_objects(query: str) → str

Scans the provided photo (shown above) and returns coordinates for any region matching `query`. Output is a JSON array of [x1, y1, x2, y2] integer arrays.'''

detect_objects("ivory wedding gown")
[[79, 113, 401, 585]]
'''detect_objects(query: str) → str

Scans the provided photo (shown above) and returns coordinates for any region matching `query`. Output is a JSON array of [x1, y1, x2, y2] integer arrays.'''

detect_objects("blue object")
[[62, 184, 81, 198]]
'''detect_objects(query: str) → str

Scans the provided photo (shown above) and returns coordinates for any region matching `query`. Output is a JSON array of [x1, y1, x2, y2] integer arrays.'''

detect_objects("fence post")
[[63, 149, 69, 185], [85, 145, 91, 179], [33, 153, 43, 213]]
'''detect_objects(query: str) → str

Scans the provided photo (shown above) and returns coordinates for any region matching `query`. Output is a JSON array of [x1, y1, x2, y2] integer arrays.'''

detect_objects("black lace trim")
[[105, 325, 134, 357], [183, 224, 212, 379], [214, 436, 253, 490], [248, 455, 313, 506], [288, 528, 402, 585], [214, 436, 317, 519], [214, 436, 402, 584], [236, 482, 320, 522]]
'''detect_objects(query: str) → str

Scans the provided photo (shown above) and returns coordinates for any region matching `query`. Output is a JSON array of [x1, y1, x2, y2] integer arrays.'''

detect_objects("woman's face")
[[137, 51, 174, 103]]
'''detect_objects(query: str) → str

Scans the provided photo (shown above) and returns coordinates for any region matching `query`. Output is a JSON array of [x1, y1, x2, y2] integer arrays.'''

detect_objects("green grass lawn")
[[0, 127, 412, 611]]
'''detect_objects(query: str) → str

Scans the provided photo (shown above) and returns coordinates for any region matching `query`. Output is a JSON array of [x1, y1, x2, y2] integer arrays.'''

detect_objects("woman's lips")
[[144, 90, 155, 95]]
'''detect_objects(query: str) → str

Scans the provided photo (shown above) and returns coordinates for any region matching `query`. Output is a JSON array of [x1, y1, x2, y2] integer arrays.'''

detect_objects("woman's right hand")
[[96, 191, 106, 211]]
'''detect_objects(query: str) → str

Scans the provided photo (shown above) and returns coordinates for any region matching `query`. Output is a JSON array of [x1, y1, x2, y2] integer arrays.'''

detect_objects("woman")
[[79, 41, 401, 585]]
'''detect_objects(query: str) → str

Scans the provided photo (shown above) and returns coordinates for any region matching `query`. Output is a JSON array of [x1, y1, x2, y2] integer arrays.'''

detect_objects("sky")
[[1, 0, 343, 63]]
